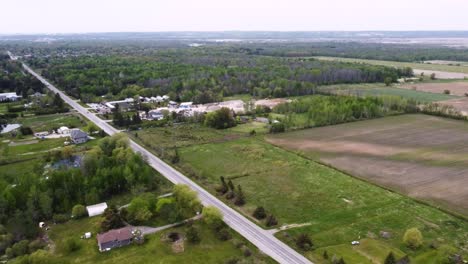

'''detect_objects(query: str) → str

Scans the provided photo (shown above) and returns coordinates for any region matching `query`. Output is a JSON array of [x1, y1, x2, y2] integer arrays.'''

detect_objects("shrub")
[[403, 227, 423, 249], [63, 238, 81, 254], [186, 226, 200, 244], [11, 240, 29, 257], [20, 126, 33, 135], [204, 107, 236, 129], [234, 185, 246, 206], [443, 89, 451, 95], [53, 214, 70, 224], [253, 206, 267, 220], [269, 122, 285, 133], [265, 214, 278, 227], [241, 245, 252, 257], [384, 77, 393, 86], [216, 228, 232, 241], [28, 239, 46, 253], [203, 206, 224, 230], [296, 233, 313, 251], [71, 204, 87, 219], [384, 251, 396, 264]]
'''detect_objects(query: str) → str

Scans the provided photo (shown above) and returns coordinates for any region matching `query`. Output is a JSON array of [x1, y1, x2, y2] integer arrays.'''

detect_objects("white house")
[[0, 92, 22, 102], [179, 102, 193, 109], [57, 126, 70, 134], [86, 202, 108, 217]]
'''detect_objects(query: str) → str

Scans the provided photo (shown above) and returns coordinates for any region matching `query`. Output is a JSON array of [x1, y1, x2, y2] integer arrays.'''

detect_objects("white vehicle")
[[351, 241, 360, 245]]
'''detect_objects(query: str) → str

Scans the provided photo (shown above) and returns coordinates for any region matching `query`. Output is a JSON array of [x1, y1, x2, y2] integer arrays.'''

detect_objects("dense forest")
[[230, 42, 468, 62], [273, 95, 418, 128], [25, 50, 412, 103], [0, 135, 163, 255], [0, 54, 44, 96]]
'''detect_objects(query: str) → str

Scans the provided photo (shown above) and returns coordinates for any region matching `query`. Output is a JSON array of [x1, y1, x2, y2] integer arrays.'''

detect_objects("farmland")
[[400, 81, 468, 97], [315, 56, 468, 76], [316, 83, 457, 103], [177, 136, 468, 263], [267, 114, 468, 216]]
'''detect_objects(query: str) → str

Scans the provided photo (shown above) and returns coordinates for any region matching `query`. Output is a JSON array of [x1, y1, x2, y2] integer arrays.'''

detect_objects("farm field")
[[267, 114, 468, 216], [400, 81, 468, 97], [316, 83, 457, 103], [177, 137, 468, 263], [45, 216, 272, 264], [315, 56, 468, 77]]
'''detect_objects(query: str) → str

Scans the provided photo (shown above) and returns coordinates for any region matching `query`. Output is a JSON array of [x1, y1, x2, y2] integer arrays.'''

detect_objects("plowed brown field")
[[267, 114, 468, 216]]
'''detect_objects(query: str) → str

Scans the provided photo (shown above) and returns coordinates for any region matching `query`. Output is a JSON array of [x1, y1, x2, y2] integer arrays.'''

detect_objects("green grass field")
[[315, 56, 468, 74], [47, 217, 273, 264], [177, 137, 468, 263], [316, 83, 458, 103], [15, 113, 85, 132]]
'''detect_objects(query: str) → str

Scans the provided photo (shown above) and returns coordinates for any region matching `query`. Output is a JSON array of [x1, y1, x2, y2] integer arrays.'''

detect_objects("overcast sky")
[[2, 0, 468, 34]]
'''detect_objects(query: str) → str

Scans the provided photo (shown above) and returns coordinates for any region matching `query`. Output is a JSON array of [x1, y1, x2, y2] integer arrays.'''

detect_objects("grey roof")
[[70, 129, 88, 140]]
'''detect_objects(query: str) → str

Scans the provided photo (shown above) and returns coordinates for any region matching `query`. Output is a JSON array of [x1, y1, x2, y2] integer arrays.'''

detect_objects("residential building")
[[70, 129, 88, 144], [97, 226, 134, 252]]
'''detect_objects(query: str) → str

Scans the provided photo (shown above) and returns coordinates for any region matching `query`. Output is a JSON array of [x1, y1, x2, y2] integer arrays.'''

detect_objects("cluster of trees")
[[204, 107, 237, 129], [273, 95, 418, 129], [233, 42, 468, 62], [26, 49, 412, 104], [0, 54, 44, 97], [0, 134, 161, 258], [252, 206, 278, 227], [112, 107, 141, 127], [216, 176, 246, 206], [121, 184, 202, 226]]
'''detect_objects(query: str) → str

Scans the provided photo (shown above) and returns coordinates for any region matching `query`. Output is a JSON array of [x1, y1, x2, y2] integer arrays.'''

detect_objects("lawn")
[[15, 113, 86, 132], [47, 216, 273, 264], [177, 137, 468, 263], [316, 83, 458, 103], [315, 56, 468, 75]]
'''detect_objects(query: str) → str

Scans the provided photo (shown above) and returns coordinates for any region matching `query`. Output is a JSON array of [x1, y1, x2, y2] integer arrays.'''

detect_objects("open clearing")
[[178, 136, 468, 263], [267, 114, 468, 216], [316, 83, 457, 102], [400, 81, 468, 96], [315, 56, 468, 78]]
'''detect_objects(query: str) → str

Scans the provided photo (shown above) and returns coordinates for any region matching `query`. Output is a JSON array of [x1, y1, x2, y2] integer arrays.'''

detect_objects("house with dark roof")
[[97, 226, 134, 252], [70, 129, 88, 144]]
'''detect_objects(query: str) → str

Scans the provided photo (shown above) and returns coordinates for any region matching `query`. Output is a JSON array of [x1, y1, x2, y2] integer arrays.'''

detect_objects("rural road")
[[16, 54, 312, 264]]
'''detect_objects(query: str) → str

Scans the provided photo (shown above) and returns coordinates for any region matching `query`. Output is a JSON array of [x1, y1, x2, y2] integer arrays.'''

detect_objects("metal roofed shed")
[[86, 202, 108, 217]]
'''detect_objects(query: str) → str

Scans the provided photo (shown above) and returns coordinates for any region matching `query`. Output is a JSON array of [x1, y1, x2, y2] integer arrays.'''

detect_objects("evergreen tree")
[[234, 185, 246, 206], [385, 252, 397, 264]]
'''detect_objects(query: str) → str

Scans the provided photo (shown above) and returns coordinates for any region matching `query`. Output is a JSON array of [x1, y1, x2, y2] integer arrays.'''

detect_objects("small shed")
[[86, 202, 108, 217]]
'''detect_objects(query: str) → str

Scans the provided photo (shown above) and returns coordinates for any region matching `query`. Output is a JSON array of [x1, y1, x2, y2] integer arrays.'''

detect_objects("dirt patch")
[[401, 81, 468, 96], [413, 70, 468, 79], [8, 140, 38, 146], [255, 98, 290, 108]]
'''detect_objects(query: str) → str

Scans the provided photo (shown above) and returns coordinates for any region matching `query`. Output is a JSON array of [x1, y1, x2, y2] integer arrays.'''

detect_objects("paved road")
[[18, 58, 312, 264]]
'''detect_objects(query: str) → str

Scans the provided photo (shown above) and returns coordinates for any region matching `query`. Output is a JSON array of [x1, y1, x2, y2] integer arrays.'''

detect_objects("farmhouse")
[[86, 202, 108, 217], [0, 92, 22, 102], [70, 129, 88, 144], [97, 226, 134, 252]]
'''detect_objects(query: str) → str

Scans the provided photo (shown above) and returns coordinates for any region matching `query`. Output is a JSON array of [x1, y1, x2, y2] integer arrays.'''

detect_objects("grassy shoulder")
[[44, 216, 273, 264], [175, 137, 468, 263]]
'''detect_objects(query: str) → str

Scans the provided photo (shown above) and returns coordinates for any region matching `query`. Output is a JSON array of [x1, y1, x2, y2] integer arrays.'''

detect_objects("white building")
[[86, 202, 108, 217], [57, 126, 70, 134], [0, 92, 22, 102]]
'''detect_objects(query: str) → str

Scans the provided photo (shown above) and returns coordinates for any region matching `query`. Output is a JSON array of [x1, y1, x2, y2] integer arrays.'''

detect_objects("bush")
[[53, 214, 70, 224], [28, 239, 46, 253], [186, 226, 200, 244], [62, 238, 81, 254], [203, 206, 224, 230], [384, 251, 396, 264], [443, 89, 451, 95], [216, 228, 232, 241], [269, 122, 285, 133], [265, 214, 278, 227], [241, 245, 252, 257], [403, 227, 423, 249], [20, 126, 33, 135], [204, 107, 236, 129], [253, 206, 267, 220], [296, 233, 313, 251], [11, 240, 29, 258], [71, 204, 87, 219]]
